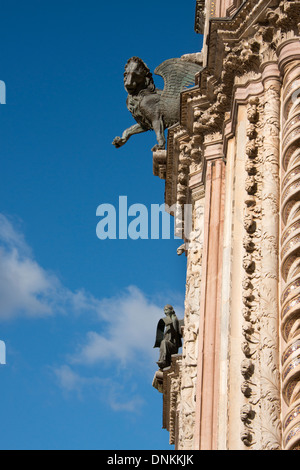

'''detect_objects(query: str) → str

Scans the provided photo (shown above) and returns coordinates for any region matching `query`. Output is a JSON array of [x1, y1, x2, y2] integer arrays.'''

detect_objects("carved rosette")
[[280, 60, 300, 451]]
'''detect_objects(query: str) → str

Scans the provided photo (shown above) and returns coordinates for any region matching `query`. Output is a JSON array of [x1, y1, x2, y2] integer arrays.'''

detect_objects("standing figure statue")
[[112, 57, 201, 152], [154, 305, 182, 370]]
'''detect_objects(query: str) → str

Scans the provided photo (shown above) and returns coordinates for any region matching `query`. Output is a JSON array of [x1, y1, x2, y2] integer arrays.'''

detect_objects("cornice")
[[226, 0, 245, 18], [163, 0, 300, 235], [207, 0, 280, 42]]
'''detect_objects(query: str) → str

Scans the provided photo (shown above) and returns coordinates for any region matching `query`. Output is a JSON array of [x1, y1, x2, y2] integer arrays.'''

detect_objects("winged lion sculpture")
[[112, 56, 201, 152]]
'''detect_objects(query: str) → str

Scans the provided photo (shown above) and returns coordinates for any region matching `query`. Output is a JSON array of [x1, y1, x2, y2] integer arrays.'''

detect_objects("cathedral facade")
[[153, 0, 300, 451]]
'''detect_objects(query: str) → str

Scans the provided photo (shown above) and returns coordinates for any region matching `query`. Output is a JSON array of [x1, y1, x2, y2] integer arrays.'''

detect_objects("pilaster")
[[194, 137, 225, 450]]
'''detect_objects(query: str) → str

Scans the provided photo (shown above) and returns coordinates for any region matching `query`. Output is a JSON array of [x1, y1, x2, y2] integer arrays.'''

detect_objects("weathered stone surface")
[[113, 57, 201, 151]]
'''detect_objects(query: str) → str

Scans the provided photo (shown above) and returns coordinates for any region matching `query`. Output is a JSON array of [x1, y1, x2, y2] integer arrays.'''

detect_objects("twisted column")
[[258, 63, 282, 449], [279, 40, 300, 450]]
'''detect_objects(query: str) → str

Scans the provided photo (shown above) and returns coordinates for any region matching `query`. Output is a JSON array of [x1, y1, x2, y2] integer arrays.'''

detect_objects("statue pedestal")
[[153, 150, 167, 180], [152, 369, 164, 393], [152, 355, 182, 446]]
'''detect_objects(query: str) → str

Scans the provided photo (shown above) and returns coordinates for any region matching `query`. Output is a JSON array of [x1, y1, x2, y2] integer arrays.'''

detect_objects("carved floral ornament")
[[188, 1, 299, 135], [163, 2, 300, 225], [239, 97, 262, 448], [185, 6, 297, 208]]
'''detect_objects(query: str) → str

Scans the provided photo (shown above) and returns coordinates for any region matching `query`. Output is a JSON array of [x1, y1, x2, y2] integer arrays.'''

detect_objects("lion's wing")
[[154, 58, 201, 101]]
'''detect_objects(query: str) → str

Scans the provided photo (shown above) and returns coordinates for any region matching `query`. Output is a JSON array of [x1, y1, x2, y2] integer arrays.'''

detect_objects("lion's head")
[[124, 57, 155, 96]]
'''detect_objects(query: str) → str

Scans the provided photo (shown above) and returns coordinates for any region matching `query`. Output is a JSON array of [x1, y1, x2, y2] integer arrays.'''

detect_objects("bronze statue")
[[113, 57, 201, 151], [154, 305, 182, 370]]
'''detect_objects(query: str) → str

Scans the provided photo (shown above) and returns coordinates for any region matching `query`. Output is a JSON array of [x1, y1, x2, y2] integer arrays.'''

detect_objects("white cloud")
[[54, 285, 184, 412], [54, 365, 89, 393], [53, 364, 104, 394], [0, 240, 57, 319], [108, 391, 145, 413], [0, 213, 184, 412], [70, 286, 168, 367], [53, 364, 145, 412], [0, 214, 103, 319], [0, 214, 30, 255]]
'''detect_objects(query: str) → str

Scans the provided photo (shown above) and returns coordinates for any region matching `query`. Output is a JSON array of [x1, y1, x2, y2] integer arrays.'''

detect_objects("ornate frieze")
[[162, 355, 182, 446], [257, 64, 282, 450], [177, 198, 204, 450], [239, 97, 260, 448], [238, 94, 281, 449]]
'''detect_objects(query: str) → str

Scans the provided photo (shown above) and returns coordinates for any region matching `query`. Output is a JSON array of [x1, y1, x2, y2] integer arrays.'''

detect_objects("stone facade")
[[153, 0, 300, 450]]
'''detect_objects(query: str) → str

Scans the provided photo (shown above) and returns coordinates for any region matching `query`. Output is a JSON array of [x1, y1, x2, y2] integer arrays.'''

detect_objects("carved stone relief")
[[239, 97, 262, 448], [177, 198, 204, 450], [280, 59, 300, 450]]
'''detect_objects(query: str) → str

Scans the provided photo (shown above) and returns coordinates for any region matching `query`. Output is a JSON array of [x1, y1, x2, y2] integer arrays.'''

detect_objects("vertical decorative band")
[[210, 0, 216, 17], [280, 58, 300, 450], [240, 97, 261, 448], [259, 64, 282, 449]]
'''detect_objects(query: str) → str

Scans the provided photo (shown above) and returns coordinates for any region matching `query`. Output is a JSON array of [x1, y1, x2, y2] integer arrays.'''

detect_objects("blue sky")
[[0, 0, 202, 450]]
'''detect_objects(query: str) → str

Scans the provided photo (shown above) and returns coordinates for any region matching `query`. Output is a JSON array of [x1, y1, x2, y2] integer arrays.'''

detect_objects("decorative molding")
[[195, 0, 206, 34], [279, 43, 300, 449], [240, 96, 261, 448], [258, 67, 282, 450], [162, 355, 182, 446], [226, 0, 245, 18]]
